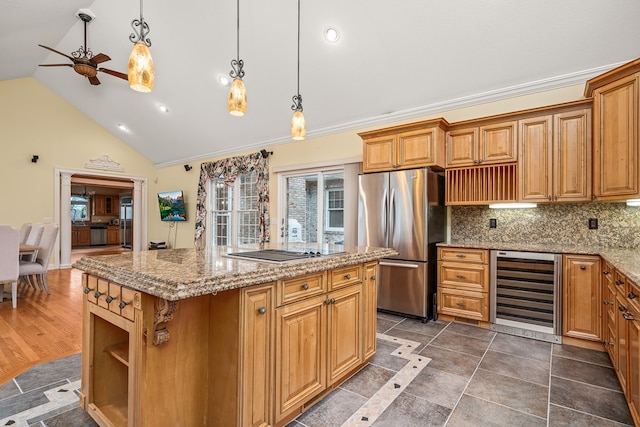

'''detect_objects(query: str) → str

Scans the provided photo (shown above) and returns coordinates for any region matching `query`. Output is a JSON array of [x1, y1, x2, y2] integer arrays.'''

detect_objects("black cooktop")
[[225, 249, 344, 263]]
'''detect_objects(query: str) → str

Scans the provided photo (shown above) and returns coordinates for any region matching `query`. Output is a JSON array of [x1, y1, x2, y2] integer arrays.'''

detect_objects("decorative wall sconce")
[[184, 164, 193, 171], [31, 155, 39, 163]]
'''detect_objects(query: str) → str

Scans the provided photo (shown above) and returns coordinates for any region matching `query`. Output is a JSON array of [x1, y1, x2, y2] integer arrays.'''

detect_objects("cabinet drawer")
[[438, 287, 488, 321], [439, 262, 488, 292], [84, 275, 99, 304], [277, 272, 326, 306], [439, 247, 487, 264], [330, 265, 362, 290], [120, 287, 139, 321], [96, 279, 110, 309], [108, 283, 122, 315]]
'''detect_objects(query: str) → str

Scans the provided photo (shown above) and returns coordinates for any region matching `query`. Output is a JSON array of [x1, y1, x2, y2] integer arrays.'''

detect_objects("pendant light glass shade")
[[291, 110, 306, 140], [128, 41, 154, 93], [228, 78, 247, 116]]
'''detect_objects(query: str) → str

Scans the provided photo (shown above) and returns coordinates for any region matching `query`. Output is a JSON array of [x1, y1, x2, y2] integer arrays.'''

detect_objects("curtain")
[[194, 152, 270, 247]]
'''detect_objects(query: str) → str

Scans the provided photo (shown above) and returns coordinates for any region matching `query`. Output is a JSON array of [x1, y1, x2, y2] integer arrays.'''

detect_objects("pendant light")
[[290, 0, 306, 140], [128, 0, 155, 93], [228, 0, 247, 116]]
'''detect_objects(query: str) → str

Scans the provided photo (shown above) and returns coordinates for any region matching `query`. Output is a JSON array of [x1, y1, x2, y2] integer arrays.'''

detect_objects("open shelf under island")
[[73, 244, 397, 427]]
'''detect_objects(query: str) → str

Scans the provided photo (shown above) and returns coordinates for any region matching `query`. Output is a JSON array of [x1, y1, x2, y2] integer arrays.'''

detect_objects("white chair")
[[19, 223, 32, 244], [19, 224, 59, 294], [0, 225, 20, 308], [22, 223, 44, 262]]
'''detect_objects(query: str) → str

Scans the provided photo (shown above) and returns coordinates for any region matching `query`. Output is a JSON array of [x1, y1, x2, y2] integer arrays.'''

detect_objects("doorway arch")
[[55, 168, 148, 269]]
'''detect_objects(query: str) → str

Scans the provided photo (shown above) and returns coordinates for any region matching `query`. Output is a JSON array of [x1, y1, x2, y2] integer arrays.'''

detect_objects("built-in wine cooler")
[[490, 250, 562, 343]]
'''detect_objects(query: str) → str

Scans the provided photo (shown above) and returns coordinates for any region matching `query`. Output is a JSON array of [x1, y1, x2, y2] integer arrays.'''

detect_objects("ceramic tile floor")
[[0, 313, 634, 426]]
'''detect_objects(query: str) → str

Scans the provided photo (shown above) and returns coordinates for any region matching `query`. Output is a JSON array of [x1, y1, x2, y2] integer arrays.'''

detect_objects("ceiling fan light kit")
[[290, 0, 306, 140], [128, 0, 155, 93], [228, 0, 247, 116]]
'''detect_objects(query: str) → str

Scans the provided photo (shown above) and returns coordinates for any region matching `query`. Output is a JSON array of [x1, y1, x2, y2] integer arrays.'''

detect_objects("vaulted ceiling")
[[2, 0, 639, 167]]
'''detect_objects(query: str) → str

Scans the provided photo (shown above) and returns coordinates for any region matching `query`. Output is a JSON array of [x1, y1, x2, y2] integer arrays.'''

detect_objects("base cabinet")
[[562, 255, 602, 341]]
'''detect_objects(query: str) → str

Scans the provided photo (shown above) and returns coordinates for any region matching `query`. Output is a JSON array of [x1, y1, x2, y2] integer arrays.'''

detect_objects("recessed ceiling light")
[[219, 75, 231, 86], [324, 27, 340, 43], [157, 104, 169, 113], [117, 123, 129, 133]]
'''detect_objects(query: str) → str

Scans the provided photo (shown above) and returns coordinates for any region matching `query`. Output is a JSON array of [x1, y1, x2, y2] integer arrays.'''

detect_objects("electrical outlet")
[[588, 218, 598, 230], [489, 218, 497, 229]]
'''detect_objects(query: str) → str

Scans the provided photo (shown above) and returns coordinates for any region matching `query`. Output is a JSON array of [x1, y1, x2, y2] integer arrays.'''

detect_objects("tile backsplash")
[[450, 202, 640, 248]]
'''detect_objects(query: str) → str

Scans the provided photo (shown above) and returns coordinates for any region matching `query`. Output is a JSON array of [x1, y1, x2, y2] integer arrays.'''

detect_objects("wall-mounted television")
[[157, 190, 187, 221]]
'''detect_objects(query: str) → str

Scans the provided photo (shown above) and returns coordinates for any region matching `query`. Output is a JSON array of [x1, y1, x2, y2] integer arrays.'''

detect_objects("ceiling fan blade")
[[99, 68, 128, 81], [38, 44, 74, 61], [39, 63, 73, 67], [91, 53, 111, 65], [88, 76, 101, 86]]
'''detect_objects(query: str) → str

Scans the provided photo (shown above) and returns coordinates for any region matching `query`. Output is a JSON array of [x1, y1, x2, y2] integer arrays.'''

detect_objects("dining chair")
[[22, 223, 44, 262], [19, 222, 32, 244], [19, 224, 59, 294], [0, 225, 20, 308]]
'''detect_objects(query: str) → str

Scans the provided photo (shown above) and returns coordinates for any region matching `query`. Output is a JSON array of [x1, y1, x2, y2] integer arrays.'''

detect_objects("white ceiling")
[[2, 0, 639, 167]]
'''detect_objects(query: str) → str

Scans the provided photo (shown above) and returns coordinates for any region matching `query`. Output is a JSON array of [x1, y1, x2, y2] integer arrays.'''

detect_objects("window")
[[325, 188, 344, 231], [209, 171, 260, 246], [70, 196, 90, 222]]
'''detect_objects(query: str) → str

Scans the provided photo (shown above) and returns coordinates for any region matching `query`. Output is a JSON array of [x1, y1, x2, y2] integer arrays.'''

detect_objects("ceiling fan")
[[38, 12, 127, 86]]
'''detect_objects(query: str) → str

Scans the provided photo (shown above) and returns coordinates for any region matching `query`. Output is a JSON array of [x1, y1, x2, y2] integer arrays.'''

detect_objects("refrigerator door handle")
[[379, 261, 420, 269], [389, 187, 396, 248], [383, 187, 389, 247]]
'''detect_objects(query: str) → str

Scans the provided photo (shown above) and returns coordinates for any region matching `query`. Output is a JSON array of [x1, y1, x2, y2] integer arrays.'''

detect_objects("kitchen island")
[[73, 244, 396, 427]]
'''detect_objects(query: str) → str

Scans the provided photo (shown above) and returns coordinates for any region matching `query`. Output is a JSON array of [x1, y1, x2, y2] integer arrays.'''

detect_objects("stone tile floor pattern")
[[0, 312, 634, 426]]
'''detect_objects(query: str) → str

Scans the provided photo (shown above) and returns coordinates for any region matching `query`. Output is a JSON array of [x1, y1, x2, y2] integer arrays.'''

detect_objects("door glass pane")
[[285, 175, 318, 243], [323, 173, 344, 244]]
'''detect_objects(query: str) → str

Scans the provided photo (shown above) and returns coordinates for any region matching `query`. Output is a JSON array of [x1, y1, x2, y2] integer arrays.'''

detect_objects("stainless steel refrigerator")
[[357, 167, 445, 321], [120, 196, 133, 249]]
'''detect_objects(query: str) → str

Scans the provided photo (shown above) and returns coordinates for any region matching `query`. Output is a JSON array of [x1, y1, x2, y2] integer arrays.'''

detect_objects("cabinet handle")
[[603, 300, 612, 305], [119, 301, 129, 310], [94, 291, 103, 299], [455, 254, 466, 258], [345, 273, 351, 279], [105, 295, 115, 304], [623, 312, 635, 321], [83, 287, 94, 294], [554, 195, 558, 201], [580, 265, 586, 270], [629, 291, 638, 300], [455, 302, 466, 307], [619, 304, 627, 312], [603, 271, 609, 275], [257, 307, 267, 315], [370, 275, 376, 281], [616, 280, 624, 286], [456, 274, 465, 279], [302, 283, 309, 290], [548, 195, 552, 201]]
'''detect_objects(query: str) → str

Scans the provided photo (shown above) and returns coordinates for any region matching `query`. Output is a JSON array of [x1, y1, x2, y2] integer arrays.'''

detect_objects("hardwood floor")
[[0, 246, 130, 385]]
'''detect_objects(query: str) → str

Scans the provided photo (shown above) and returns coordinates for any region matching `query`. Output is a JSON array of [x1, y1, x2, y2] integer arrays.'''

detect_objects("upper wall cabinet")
[[519, 101, 592, 203], [585, 58, 640, 201], [446, 120, 517, 168], [359, 118, 449, 173]]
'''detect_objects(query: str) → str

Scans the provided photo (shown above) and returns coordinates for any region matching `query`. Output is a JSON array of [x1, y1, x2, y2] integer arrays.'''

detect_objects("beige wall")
[[2, 76, 589, 251]]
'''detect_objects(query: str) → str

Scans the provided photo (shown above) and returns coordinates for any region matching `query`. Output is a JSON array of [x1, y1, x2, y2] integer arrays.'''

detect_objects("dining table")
[[19, 244, 39, 260]]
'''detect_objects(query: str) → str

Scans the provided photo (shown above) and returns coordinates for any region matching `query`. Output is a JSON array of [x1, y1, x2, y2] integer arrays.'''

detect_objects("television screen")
[[158, 190, 187, 221]]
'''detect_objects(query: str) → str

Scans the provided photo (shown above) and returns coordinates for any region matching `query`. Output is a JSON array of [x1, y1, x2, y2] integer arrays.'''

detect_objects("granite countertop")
[[73, 244, 398, 301], [438, 241, 640, 284]]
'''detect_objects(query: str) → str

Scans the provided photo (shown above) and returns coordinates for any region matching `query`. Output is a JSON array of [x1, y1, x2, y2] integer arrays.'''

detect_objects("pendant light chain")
[[296, 0, 300, 98], [236, 0, 240, 62]]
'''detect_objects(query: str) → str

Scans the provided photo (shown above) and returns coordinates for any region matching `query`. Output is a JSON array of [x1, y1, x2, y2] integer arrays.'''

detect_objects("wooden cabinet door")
[[593, 73, 639, 200], [627, 309, 640, 424], [554, 109, 592, 202], [93, 195, 106, 215], [327, 285, 363, 385], [241, 285, 274, 427], [398, 128, 437, 168], [362, 135, 396, 173], [275, 295, 326, 422], [107, 227, 119, 245], [519, 115, 553, 202], [446, 128, 477, 167], [563, 255, 602, 341], [617, 291, 629, 392], [479, 121, 517, 164], [77, 228, 91, 246], [363, 263, 377, 360]]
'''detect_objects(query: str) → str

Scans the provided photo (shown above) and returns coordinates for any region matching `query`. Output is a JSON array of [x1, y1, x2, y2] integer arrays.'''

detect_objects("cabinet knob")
[[456, 254, 466, 258], [628, 292, 637, 300], [623, 312, 635, 321], [331, 298, 336, 304], [619, 304, 627, 312], [548, 195, 552, 201], [83, 287, 94, 294], [302, 283, 309, 290], [456, 274, 466, 279], [603, 271, 609, 275], [616, 280, 624, 286], [370, 275, 376, 281], [345, 273, 351, 280], [257, 306, 267, 315], [580, 265, 586, 270], [94, 291, 103, 299], [455, 302, 466, 307], [105, 295, 115, 304], [119, 301, 129, 310], [325, 298, 332, 305]]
